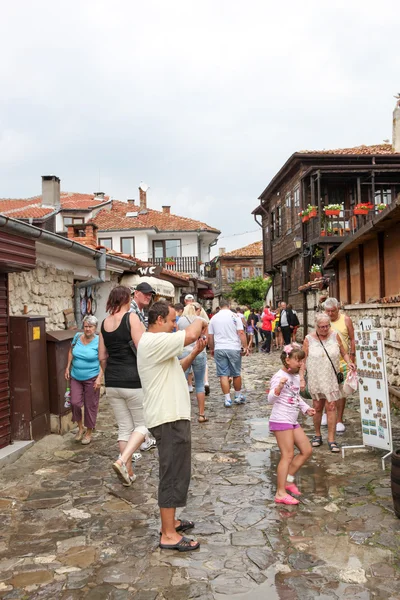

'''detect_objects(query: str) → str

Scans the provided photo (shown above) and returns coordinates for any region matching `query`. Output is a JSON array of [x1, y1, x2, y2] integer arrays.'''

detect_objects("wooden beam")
[[378, 232, 385, 298], [345, 253, 351, 304], [357, 177, 361, 205], [358, 244, 365, 303]]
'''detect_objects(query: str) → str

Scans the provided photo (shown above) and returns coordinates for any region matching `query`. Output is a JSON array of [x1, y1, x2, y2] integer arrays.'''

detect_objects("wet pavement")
[[1, 350, 400, 599]]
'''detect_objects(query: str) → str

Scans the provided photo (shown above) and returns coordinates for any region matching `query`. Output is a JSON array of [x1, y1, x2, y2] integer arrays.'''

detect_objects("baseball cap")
[[135, 282, 156, 295], [185, 294, 194, 301]]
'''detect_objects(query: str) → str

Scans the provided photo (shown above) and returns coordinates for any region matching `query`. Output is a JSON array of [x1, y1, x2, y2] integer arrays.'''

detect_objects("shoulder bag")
[[316, 332, 344, 384], [125, 312, 137, 356]]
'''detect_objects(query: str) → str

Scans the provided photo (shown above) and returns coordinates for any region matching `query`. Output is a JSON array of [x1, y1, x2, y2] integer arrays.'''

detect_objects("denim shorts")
[[214, 349, 242, 377], [180, 350, 207, 393]]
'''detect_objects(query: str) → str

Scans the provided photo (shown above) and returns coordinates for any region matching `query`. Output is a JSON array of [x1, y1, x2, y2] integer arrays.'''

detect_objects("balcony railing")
[[149, 256, 199, 273], [303, 206, 388, 244]]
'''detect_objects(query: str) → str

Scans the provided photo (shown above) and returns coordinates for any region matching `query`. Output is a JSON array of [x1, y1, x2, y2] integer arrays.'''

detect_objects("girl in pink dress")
[[268, 344, 315, 505]]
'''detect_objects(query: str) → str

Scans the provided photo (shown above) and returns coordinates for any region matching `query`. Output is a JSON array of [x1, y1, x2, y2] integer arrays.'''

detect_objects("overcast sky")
[[1, 1, 399, 255]]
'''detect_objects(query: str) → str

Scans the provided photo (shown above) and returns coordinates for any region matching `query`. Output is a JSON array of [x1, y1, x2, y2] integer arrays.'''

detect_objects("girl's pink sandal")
[[275, 494, 299, 505], [285, 483, 301, 495]]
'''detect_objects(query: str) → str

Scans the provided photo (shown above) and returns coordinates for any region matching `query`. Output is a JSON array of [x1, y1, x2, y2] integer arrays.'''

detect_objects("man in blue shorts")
[[208, 298, 249, 407]]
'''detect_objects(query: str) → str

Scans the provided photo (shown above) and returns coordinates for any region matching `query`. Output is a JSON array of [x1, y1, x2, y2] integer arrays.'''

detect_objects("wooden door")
[[0, 273, 10, 449]]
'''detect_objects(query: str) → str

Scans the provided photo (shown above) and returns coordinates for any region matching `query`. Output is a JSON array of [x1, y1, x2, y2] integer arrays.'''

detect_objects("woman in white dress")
[[302, 313, 355, 453]]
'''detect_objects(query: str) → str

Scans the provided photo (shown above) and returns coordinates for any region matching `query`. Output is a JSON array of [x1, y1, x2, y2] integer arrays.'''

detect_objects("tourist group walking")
[[65, 291, 357, 546]]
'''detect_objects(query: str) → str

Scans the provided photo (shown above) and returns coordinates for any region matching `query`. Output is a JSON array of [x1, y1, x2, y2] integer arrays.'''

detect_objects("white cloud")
[[0, 0, 399, 250]]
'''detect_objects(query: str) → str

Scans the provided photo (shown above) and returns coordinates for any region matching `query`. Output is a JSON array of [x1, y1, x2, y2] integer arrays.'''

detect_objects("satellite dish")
[[139, 182, 149, 192]]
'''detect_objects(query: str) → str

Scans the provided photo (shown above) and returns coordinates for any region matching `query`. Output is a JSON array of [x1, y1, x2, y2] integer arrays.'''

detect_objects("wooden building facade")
[[252, 144, 400, 329]]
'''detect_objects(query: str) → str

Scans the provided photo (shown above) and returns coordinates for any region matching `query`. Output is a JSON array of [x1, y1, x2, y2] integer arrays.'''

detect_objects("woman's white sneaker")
[[321, 413, 328, 426], [336, 422, 346, 433]]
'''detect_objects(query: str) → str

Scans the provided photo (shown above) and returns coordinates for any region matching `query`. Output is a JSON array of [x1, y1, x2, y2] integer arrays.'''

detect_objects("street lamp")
[[294, 236, 313, 257]]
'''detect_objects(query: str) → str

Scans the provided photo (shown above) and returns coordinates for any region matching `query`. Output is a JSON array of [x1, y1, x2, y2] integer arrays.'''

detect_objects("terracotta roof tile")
[[92, 200, 220, 233], [0, 192, 110, 219], [222, 240, 263, 258], [298, 143, 398, 156]]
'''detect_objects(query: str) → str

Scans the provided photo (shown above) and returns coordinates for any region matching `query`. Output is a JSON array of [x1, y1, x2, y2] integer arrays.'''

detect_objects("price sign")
[[355, 329, 392, 452]]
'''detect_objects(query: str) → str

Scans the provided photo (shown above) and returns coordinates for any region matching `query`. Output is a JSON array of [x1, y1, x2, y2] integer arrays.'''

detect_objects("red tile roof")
[[92, 200, 220, 234], [0, 192, 110, 220], [299, 143, 398, 156], [222, 240, 263, 258]]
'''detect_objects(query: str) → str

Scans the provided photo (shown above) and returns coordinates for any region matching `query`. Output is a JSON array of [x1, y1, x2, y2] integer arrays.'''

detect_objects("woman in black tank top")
[[98, 286, 148, 486]]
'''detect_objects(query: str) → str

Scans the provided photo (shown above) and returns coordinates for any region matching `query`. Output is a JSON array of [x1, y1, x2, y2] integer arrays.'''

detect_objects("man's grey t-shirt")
[[208, 309, 243, 351]]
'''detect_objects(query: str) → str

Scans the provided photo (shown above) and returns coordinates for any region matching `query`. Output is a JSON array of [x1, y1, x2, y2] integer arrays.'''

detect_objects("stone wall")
[[9, 261, 74, 330], [305, 297, 400, 409]]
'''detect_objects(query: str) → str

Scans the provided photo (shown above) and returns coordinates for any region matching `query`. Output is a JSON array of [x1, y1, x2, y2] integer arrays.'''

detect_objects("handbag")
[[125, 312, 137, 356], [316, 332, 344, 385]]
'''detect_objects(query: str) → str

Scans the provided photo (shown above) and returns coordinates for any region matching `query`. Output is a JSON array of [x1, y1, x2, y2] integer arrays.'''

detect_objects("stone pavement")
[[1, 350, 400, 599]]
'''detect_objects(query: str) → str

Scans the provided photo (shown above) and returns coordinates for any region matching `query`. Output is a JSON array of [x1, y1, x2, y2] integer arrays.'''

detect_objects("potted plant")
[[326, 226, 333, 236], [354, 203, 371, 215], [320, 229, 326, 237], [307, 205, 318, 218], [323, 204, 343, 216], [165, 256, 176, 266], [377, 203, 387, 212], [310, 264, 322, 281], [299, 209, 309, 223]]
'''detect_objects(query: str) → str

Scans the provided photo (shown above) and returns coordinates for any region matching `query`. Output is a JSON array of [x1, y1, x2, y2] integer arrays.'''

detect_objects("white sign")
[[355, 329, 392, 452], [359, 319, 373, 331]]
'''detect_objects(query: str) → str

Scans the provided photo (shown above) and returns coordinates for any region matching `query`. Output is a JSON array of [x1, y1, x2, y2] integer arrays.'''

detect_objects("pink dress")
[[306, 332, 341, 402]]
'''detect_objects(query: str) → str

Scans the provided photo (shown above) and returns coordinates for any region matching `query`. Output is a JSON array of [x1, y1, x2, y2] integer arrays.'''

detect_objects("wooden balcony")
[[149, 256, 199, 273], [303, 207, 387, 245]]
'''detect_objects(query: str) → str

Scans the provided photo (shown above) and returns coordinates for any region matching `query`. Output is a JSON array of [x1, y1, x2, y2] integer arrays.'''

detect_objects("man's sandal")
[[159, 519, 195, 535], [198, 415, 209, 423], [328, 441, 340, 453], [311, 435, 323, 447], [159, 536, 200, 552]]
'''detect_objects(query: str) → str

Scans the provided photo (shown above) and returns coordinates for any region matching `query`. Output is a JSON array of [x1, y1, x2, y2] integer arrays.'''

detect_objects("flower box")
[[308, 208, 317, 218], [310, 272, 321, 281], [353, 208, 369, 215], [325, 209, 341, 216], [302, 216, 309, 223]]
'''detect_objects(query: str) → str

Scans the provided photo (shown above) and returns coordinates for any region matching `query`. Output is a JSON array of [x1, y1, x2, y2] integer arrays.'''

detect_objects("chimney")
[[162, 206, 171, 214], [94, 192, 105, 199], [127, 198, 136, 204], [219, 247, 226, 256], [393, 98, 400, 152], [139, 182, 149, 211], [42, 175, 60, 206]]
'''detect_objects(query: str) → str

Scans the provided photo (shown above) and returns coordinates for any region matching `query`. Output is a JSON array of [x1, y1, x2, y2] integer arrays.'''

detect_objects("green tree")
[[230, 276, 271, 311]]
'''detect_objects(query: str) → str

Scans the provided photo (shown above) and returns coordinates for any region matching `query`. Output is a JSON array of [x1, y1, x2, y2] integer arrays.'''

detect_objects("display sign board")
[[355, 329, 392, 452]]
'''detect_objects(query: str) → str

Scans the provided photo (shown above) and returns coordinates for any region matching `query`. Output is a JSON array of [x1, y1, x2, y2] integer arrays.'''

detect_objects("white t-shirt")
[[208, 309, 243, 351], [281, 310, 288, 327], [137, 330, 189, 429]]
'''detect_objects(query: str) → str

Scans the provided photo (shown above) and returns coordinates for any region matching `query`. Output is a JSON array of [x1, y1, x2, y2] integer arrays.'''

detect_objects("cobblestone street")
[[1, 350, 400, 599]]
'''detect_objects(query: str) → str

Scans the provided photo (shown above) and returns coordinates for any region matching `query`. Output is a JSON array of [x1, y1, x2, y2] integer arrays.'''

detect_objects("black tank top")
[[101, 312, 141, 389]]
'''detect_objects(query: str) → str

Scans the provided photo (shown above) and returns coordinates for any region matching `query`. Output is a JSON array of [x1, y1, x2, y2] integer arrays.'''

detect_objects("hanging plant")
[[324, 204, 343, 216]]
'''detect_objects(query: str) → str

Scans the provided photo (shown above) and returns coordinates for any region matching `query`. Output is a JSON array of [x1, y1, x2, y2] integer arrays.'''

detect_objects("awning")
[[198, 288, 214, 299], [120, 274, 175, 298]]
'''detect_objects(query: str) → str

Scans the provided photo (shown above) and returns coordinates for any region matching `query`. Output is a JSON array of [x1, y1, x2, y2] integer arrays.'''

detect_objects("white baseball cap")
[[185, 294, 194, 301]]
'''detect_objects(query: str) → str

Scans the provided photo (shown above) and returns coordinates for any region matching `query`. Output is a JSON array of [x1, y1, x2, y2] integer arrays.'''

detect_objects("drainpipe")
[[75, 249, 107, 328]]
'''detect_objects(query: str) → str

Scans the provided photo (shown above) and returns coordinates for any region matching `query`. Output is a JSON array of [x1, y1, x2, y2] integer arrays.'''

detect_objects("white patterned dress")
[[306, 332, 341, 402]]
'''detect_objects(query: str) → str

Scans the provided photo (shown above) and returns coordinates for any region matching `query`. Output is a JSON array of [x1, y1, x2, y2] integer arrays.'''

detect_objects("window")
[[374, 187, 392, 206], [254, 267, 262, 277], [153, 239, 181, 258], [121, 237, 135, 256], [242, 267, 250, 279], [285, 193, 291, 208], [276, 206, 282, 238], [293, 187, 300, 208], [271, 211, 275, 241], [99, 238, 112, 249], [63, 216, 84, 231], [227, 267, 235, 282]]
